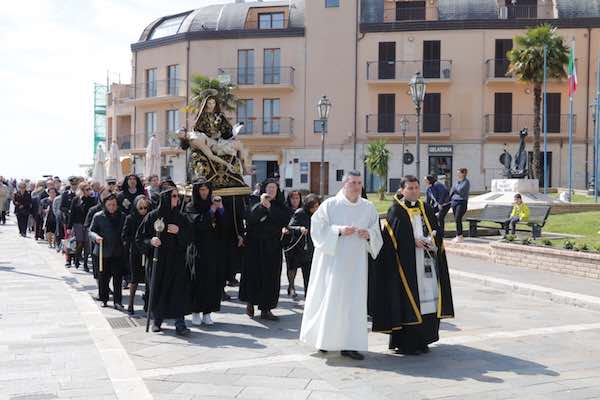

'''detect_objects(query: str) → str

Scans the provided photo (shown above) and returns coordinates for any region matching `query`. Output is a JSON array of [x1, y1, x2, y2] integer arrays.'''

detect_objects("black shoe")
[[175, 327, 191, 336], [151, 324, 162, 333], [65, 262, 71, 268], [127, 306, 134, 315], [83, 265, 89, 272], [394, 348, 421, 356], [101, 302, 108, 308], [260, 311, 279, 321], [319, 349, 328, 354], [420, 345, 430, 354], [114, 303, 124, 311], [74, 262, 80, 269], [341, 350, 364, 360]]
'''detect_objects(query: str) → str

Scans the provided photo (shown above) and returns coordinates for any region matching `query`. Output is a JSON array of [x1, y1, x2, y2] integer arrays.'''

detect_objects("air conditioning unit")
[[498, 6, 508, 19]]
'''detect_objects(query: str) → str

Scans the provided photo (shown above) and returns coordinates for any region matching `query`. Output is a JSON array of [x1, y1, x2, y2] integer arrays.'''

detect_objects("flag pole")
[[543, 45, 548, 195], [568, 38, 575, 202], [595, 56, 600, 203]]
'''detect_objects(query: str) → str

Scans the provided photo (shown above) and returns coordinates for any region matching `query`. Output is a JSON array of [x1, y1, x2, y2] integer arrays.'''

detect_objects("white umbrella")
[[106, 140, 123, 182], [92, 143, 106, 183], [145, 134, 161, 178]]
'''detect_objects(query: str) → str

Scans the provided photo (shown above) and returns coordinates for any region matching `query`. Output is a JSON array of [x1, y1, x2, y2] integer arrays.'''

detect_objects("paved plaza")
[[2, 215, 600, 400]]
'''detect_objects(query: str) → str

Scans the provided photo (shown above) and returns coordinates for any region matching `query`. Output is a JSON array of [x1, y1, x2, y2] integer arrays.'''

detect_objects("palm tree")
[[365, 139, 391, 200], [182, 74, 239, 114], [507, 24, 569, 180]]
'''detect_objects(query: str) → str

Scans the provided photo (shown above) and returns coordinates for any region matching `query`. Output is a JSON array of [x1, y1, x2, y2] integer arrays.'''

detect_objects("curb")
[[450, 269, 600, 312]]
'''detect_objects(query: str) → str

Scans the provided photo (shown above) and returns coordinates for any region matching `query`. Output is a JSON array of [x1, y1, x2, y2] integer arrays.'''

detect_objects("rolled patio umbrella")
[[106, 141, 123, 182], [145, 134, 161, 179], [92, 143, 106, 183]]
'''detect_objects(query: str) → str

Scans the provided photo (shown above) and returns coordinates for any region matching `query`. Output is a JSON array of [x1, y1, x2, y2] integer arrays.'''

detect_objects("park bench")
[[467, 204, 551, 239]]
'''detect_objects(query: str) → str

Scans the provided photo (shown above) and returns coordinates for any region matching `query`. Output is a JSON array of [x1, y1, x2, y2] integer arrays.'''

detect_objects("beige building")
[[106, 0, 600, 193]]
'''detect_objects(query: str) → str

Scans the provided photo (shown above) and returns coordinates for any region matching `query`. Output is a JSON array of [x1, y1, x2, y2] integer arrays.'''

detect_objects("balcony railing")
[[113, 135, 132, 150], [113, 80, 186, 101], [132, 131, 182, 149], [485, 58, 514, 79], [484, 114, 576, 135], [235, 117, 294, 136], [367, 60, 452, 81], [394, 6, 438, 21], [366, 114, 452, 134], [217, 67, 295, 86], [498, 5, 537, 19]]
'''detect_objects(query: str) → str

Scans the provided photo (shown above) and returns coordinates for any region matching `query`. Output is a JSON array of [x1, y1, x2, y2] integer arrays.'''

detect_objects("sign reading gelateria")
[[428, 145, 453, 154]]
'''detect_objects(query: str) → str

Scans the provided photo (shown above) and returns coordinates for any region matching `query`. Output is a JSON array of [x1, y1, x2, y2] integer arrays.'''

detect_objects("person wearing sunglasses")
[[136, 187, 191, 336], [122, 195, 151, 315]]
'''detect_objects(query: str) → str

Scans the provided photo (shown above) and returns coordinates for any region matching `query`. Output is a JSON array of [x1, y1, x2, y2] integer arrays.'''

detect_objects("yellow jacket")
[[511, 203, 530, 221]]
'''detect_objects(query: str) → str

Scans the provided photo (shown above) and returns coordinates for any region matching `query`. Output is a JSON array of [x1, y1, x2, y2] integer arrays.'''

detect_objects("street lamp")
[[409, 72, 427, 181], [400, 116, 409, 177], [317, 95, 332, 197]]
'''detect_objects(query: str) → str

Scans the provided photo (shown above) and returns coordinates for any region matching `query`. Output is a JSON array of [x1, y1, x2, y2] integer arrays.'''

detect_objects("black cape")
[[184, 180, 224, 314], [239, 179, 291, 310], [136, 189, 191, 319], [370, 196, 454, 334], [122, 195, 148, 284]]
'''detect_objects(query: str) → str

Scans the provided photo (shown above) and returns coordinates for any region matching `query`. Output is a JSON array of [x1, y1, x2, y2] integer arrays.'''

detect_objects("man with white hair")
[[300, 170, 383, 360]]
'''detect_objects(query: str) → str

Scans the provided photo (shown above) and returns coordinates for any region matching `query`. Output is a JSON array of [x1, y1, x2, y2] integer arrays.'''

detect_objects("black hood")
[[189, 177, 212, 213], [260, 178, 284, 204], [122, 174, 145, 196], [157, 187, 179, 218], [131, 195, 150, 218]]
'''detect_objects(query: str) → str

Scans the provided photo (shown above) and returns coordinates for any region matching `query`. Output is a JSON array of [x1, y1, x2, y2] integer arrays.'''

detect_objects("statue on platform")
[[498, 128, 530, 179], [178, 90, 251, 193]]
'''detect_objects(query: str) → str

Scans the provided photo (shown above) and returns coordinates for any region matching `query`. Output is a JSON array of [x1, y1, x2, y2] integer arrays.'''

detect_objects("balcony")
[[484, 114, 576, 137], [497, 4, 557, 20], [485, 58, 515, 82], [366, 113, 451, 137], [130, 131, 184, 153], [367, 60, 452, 84], [234, 117, 294, 139], [117, 80, 187, 105], [113, 135, 132, 150], [393, 5, 439, 22], [217, 67, 295, 90]]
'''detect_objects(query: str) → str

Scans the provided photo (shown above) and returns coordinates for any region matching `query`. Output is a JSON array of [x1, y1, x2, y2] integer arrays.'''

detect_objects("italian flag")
[[568, 45, 577, 98]]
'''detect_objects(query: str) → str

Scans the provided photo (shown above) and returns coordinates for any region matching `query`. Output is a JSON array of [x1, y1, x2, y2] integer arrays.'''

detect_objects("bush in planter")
[[504, 234, 516, 242], [576, 243, 590, 252], [541, 238, 553, 246], [521, 237, 532, 246], [563, 240, 576, 250]]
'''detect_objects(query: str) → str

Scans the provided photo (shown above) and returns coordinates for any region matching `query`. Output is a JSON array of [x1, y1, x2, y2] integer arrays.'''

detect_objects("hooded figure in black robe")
[[184, 178, 225, 324], [239, 178, 291, 320], [370, 176, 454, 355], [122, 194, 150, 314], [117, 174, 146, 214], [136, 187, 191, 335]]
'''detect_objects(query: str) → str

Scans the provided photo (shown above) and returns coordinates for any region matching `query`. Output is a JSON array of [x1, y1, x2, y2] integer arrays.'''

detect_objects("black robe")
[[239, 181, 291, 310], [136, 190, 190, 320], [184, 182, 224, 314], [122, 196, 147, 284], [370, 196, 454, 351]]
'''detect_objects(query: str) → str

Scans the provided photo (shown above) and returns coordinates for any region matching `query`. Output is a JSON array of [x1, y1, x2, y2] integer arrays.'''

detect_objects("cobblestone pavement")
[[1, 216, 600, 400]]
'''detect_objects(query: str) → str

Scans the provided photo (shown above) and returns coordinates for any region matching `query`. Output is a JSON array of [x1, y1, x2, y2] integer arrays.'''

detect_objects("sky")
[[0, 0, 274, 180]]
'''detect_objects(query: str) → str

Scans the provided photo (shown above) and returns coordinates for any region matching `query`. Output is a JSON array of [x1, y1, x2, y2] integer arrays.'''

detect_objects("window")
[[378, 42, 396, 80], [494, 39, 513, 78], [237, 50, 255, 85], [167, 110, 179, 132], [146, 68, 157, 97], [336, 170, 344, 181], [149, 14, 186, 40], [300, 174, 308, 184], [145, 112, 157, 144], [377, 94, 395, 133], [423, 41, 441, 79], [263, 99, 281, 134], [258, 12, 285, 29], [423, 93, 441, 132], [264, 48, 281, 84], [547, 93, 561, 133], [236, 99, 254, 134], [167, 65, 180, 96], [396, 1, 426, 21], [326, 0, 340, 7], [494, 93, 513, 133]]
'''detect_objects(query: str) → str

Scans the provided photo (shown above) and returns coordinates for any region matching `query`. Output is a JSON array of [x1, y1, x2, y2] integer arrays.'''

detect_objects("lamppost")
[[317, 95, 332, 197], [400, 116, 409, 177], [592, 99, 599, 202], [409, 72, 427, 181]]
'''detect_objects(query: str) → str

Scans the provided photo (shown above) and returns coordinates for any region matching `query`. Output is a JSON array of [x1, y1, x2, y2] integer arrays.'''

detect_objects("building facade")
[[105, 0, 600, 192]]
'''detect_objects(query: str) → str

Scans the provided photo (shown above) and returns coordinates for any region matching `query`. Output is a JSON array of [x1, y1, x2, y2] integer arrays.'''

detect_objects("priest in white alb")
[[300, 170, 383, 360]]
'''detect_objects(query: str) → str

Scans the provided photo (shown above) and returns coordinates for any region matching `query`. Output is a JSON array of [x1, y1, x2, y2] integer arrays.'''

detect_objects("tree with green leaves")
[[365, 139, 391, 200], [507, 24, 569, 180], [183, 74, 239, 114]]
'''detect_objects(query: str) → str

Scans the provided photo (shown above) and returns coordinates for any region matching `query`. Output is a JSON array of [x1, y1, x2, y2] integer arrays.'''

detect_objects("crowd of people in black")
[[0, 174, 320, 336]]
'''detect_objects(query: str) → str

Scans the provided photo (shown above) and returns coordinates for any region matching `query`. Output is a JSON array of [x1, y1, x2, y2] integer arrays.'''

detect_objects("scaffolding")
[[93, 82, 107, 157]]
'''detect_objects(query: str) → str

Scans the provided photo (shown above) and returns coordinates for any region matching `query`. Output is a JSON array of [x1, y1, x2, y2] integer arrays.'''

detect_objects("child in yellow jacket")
[[505, 193, 530, 235]]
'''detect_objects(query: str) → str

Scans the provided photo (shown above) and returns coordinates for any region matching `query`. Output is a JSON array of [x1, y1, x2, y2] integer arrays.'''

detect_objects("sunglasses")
[[138, 206, 149, 210], [171, 194, 179, 199]]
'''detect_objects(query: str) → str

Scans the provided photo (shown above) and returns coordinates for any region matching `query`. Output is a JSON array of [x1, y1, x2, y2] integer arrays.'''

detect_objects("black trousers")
[[452, 201, 468, 236], [34, 214, 44, 239], [98, 256, 124, 304], [0, 211, 6, 224], [436, 204, 451, 235], [16, 213, 28, 235]]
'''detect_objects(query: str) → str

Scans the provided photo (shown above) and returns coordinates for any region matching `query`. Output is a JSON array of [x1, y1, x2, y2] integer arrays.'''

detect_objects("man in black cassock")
[[370, 175, 454, 355]]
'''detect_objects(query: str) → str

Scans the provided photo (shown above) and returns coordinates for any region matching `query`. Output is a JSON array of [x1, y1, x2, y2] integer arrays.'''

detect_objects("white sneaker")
[[452, 236, 464, 243], [202, 313, 214, 325], [192, 313, 202, 326]]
